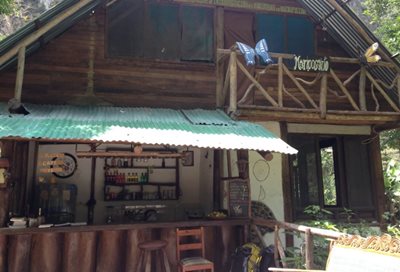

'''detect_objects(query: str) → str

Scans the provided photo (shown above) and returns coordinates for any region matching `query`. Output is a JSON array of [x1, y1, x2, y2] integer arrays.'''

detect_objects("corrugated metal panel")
[[0, 104, 297, 154], [297, 0, 399, 102], [0, 0, 103, 70], [181, 109, 233, 125]]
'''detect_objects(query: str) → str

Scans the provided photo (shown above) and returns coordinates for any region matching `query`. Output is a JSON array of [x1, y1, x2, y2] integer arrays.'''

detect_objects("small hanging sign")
[[38, 153, 65, 174], [293, 55, 330, 72]]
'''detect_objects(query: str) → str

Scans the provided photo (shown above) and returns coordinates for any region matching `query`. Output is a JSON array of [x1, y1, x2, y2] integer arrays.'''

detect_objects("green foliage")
[[383, 159, 400, 223], [363, 0, 400, 53], [0, 0, 15, 14], [320, 148, 337, 206]]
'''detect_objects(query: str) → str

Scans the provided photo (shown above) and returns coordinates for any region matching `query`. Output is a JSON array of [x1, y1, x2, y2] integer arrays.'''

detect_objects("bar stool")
[[136, 240, 171, 272]]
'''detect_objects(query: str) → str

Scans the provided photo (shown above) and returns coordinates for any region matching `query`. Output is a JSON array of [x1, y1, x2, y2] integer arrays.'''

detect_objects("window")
[[255, 14, 315, 56], [107, 0, 214, 62], [289, 134, 375, 220]]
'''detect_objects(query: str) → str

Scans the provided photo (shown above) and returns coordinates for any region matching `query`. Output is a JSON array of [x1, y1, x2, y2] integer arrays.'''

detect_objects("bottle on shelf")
[[37, 208, 45, 225]]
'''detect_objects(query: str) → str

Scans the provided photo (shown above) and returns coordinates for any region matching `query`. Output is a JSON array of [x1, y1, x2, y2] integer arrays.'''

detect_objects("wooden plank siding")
[[0, 3, 396, 113]]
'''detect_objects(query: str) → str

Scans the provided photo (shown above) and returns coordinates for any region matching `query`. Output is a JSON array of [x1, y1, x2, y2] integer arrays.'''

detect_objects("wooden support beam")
[[282, 64, 318, 109], [228, 51, 237, 113], [330, 56, 396, 68], [237, 106, 400, 125], [236, 60, 279, 107], [329, 69, 361, 111], [397, 75, 400, 107], [215, 7, 224, 107], [217, 49, 396, 69], [366, 71, 400, 112], [305, 228, 314, 269], [359, 66, 367, 111], [222, 59, 231, 105], [274, 226, 280, 267], [0, 0, 94, 67], [276, 228, 288, 268], [213, 150, 222, 210], [76, 151, 183, 158], [320, 73, 328, 119], [14, 46, 26, 101], [278, 57, 283, 107], [252, 218, 343, 239]]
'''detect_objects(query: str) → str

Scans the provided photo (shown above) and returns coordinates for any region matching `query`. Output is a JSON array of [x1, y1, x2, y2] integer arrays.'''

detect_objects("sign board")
[[38, 153, 65, 174], [293, 55, 330, 72], [173, 0, 306, 15], [228, 179, 250, 218]]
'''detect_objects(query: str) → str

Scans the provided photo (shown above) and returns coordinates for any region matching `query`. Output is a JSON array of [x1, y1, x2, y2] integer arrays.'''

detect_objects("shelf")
[[105, 166, 176, 169], [103, 156, 179, 202], [104, 198, 178, 202], [105, 182, 176, 186]]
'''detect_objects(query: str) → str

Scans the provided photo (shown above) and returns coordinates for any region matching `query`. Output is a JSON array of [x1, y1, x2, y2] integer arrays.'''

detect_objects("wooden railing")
[[217, 49, 400, 118], [251, 218, 344, 270]]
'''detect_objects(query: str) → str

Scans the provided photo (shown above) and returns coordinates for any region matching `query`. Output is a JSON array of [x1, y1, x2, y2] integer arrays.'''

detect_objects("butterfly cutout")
[[236, 39, 273, 66], [359, 42, 381, 66]]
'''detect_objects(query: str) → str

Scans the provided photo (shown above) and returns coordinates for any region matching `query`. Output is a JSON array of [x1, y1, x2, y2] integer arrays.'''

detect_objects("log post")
[[30, 233, 62, 272], [359, 66, 367, 111], [397, 74, 400, 107], [97, 230, 125, 272], [305, 228, 314, 269], [274, 225, 280, 267], [63, 232, 96, 272], [228, 51, 237, 113], [320, 73, 328, 119], [0, 235, 7, 272], [14, 46, 26, 101], [8, 234, 31, 272], [278, 57, 283, 107], [215, 7, 224, 107]]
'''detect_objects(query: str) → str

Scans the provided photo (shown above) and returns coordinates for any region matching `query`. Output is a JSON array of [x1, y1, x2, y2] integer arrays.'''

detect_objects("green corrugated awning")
[[0, 103, 297, 154]]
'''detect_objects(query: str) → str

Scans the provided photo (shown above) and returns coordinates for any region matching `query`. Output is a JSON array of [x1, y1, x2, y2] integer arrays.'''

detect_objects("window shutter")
[[181, 6, 214, 61], [255, 14, 285, 53], [287, 16, 315, 56], [143, 3, 180, 60]]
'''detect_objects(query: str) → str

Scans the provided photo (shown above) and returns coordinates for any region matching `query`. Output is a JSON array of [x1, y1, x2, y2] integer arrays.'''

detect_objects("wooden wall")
[[0, 1, 392, 112], [0, 225, 242, 272]]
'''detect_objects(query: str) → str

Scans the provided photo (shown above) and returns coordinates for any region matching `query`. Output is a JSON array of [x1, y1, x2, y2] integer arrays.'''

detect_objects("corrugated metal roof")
[[297, 0, 399, 101], [0, 0, 103, 70], [0, 104, 297, 154]]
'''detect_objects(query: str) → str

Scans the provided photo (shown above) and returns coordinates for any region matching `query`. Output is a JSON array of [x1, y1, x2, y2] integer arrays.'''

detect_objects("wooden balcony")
[[216, 49, 400, 127]]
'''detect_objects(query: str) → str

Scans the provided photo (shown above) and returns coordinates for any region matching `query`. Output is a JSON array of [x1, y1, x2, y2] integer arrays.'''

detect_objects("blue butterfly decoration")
[[236, 39, 273, 66]]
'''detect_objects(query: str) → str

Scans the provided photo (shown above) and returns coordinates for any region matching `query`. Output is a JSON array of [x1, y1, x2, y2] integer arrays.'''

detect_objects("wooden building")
[[0, 0, 399, 271]]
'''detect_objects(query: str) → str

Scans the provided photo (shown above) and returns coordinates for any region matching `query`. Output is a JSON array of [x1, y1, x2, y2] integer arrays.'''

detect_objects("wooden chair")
[[176, 227, 214, 272]]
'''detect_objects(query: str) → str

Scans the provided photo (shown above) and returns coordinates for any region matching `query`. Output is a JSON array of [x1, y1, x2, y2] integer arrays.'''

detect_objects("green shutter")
[[287, 16, 315, 56], [144, 3, 180, 60], [256, 14, 285, 53], [181, 6, 214, 61]]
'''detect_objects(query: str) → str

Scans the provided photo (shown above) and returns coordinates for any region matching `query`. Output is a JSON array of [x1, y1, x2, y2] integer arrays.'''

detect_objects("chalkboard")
[[228, 179, 250, 218]]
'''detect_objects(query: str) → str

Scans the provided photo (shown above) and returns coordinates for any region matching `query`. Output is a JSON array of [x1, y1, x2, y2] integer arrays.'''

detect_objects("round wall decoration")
[[51, 153, 77, 178]]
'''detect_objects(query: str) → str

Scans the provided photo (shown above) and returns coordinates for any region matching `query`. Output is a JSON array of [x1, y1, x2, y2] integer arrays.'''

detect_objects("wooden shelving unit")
[[103, 157, 179, 201]]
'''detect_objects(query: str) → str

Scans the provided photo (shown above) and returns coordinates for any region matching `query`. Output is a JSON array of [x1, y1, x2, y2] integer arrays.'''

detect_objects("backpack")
[[230, 243, 275, 272]]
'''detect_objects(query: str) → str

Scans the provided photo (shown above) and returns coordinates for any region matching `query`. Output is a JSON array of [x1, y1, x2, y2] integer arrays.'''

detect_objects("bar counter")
[[0, 218, 249, 272]]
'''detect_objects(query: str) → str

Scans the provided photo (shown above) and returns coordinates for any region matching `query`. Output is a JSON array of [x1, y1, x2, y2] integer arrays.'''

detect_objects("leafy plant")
[[383, 159, 400, 224], [0, 0, 15, 15]]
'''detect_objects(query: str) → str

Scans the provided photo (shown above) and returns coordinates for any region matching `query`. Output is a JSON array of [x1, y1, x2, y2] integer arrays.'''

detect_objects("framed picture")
[[182, 151, 194, 166]]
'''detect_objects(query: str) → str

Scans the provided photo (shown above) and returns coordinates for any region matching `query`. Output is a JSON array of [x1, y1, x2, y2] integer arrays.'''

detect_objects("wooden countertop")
[[0, 218, 250, 235]]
